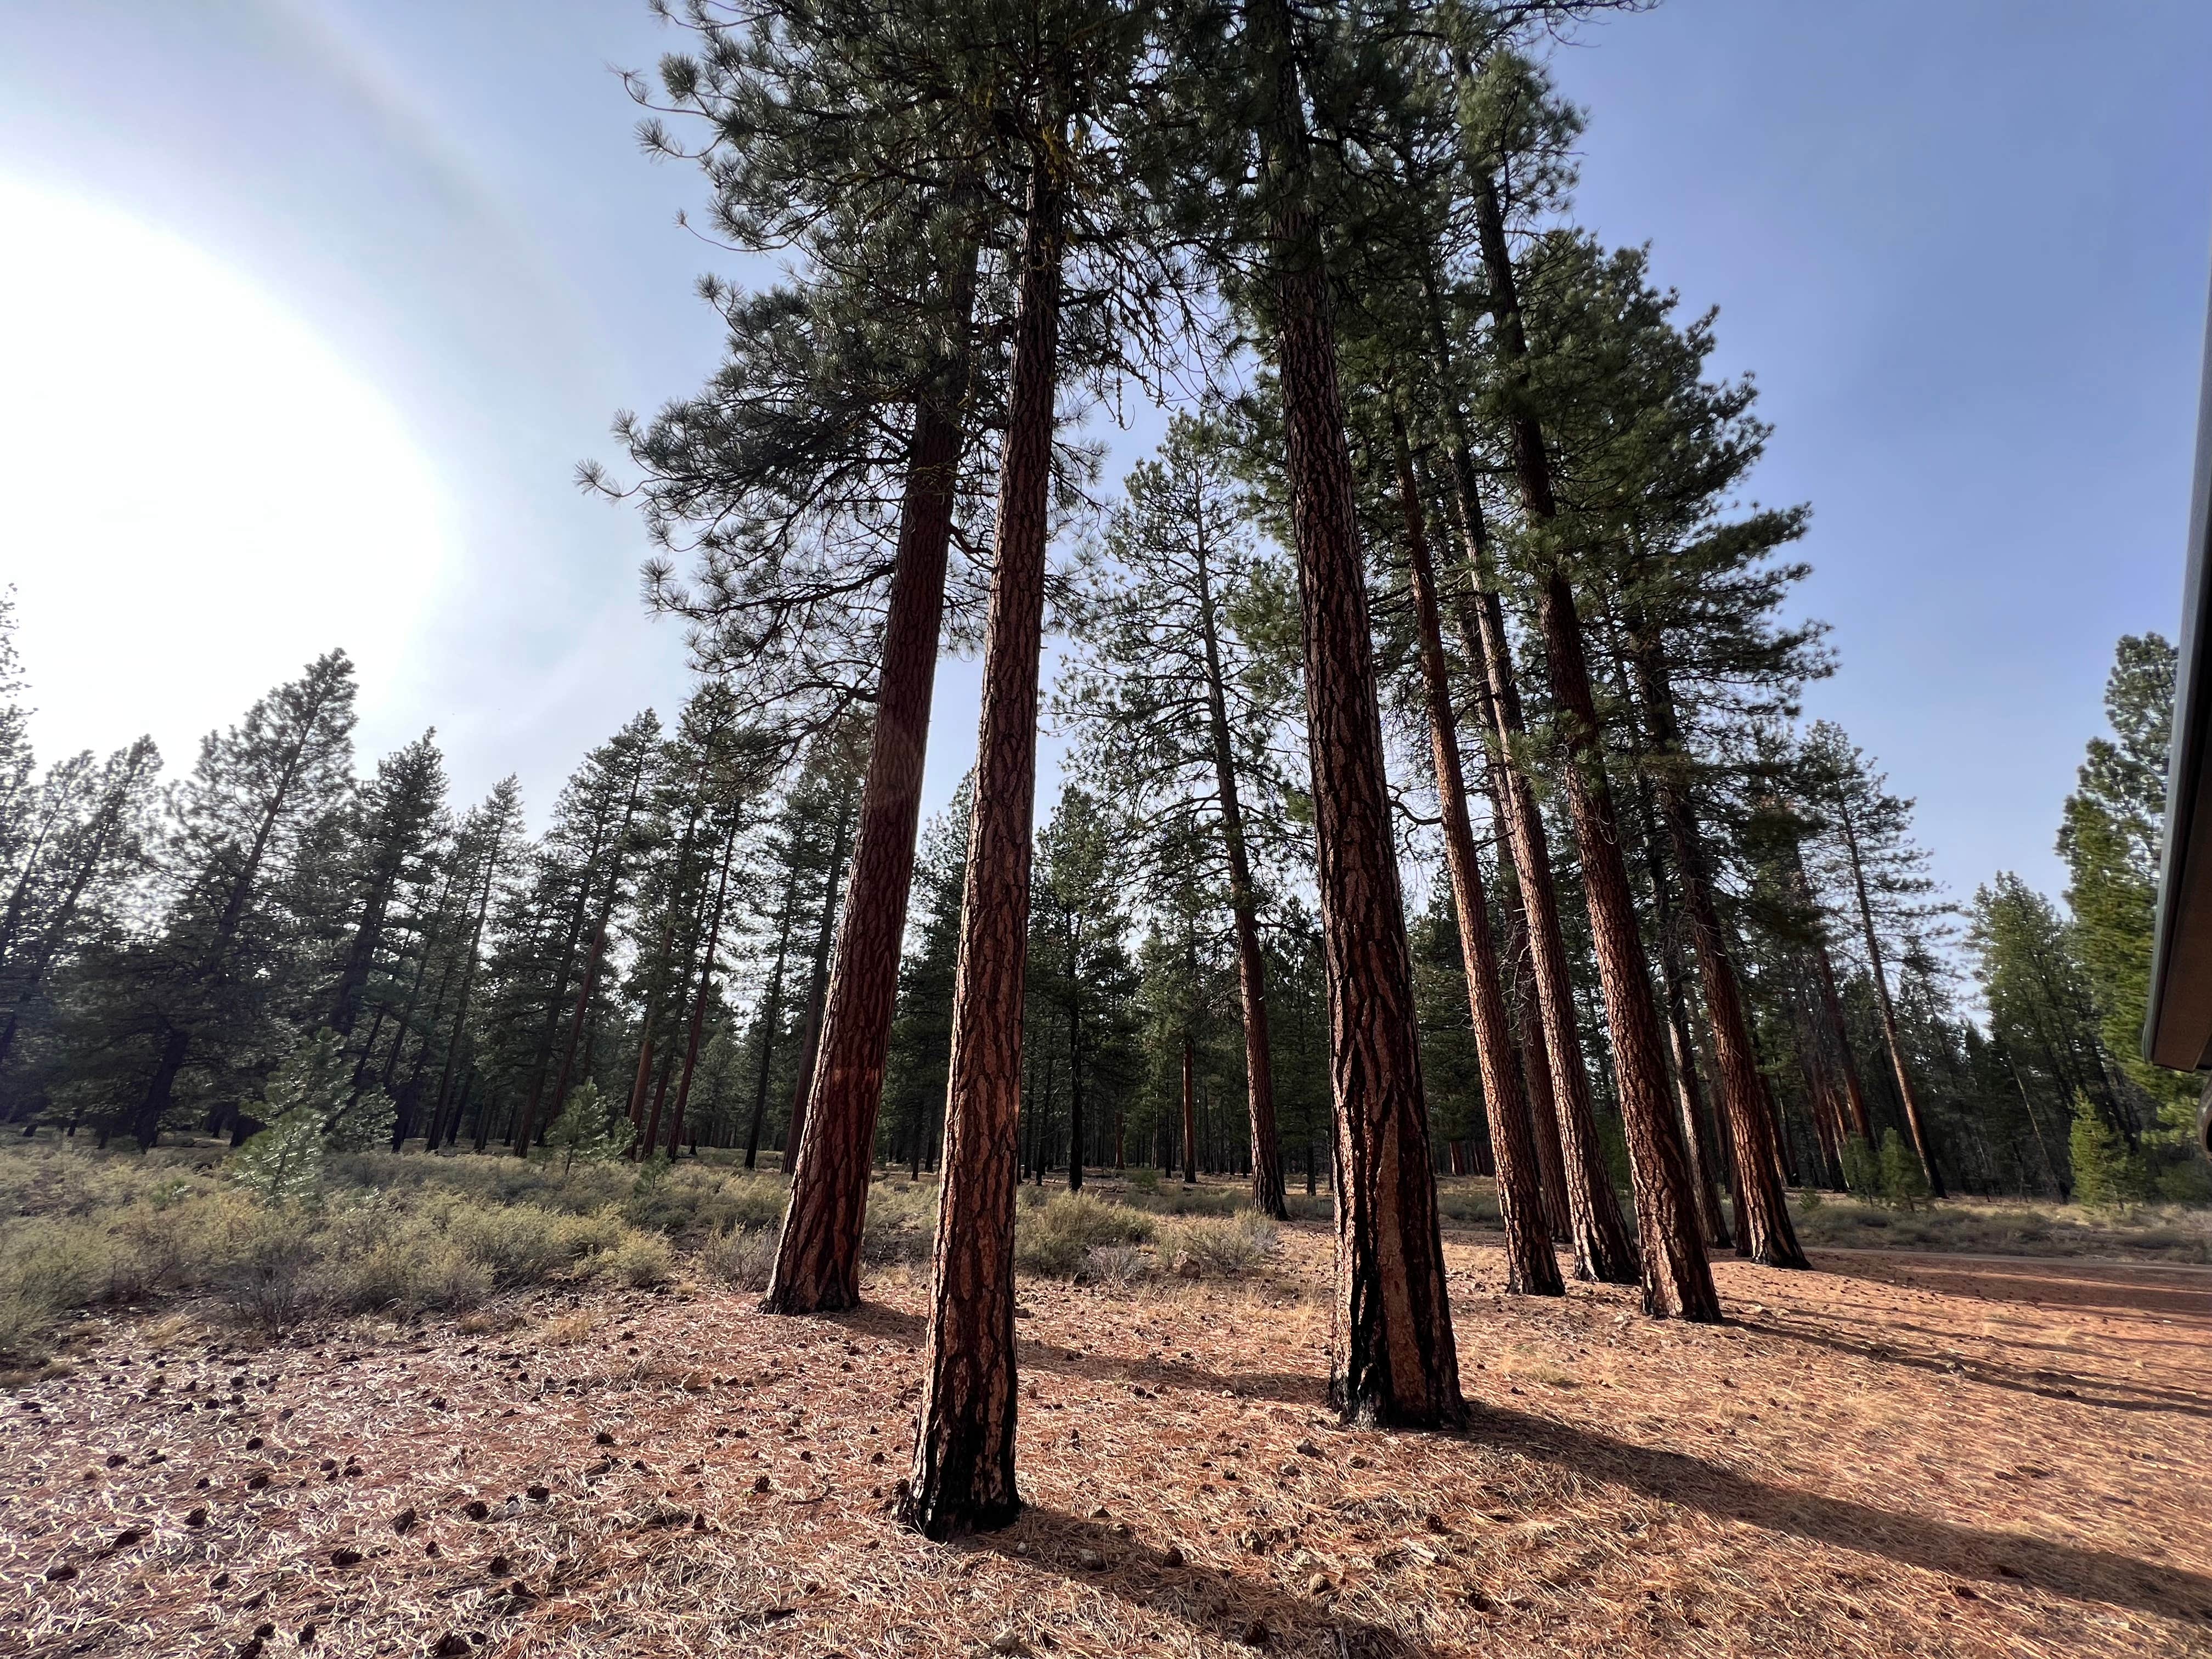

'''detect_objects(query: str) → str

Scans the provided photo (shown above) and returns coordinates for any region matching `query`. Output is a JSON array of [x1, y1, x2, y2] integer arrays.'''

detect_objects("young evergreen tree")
[[1197, 0, 1469, 1423], [2058, 634, 2194, 1135]]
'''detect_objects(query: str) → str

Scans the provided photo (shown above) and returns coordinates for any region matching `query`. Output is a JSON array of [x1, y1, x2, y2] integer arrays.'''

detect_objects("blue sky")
[[2, 0, 2207, 917]]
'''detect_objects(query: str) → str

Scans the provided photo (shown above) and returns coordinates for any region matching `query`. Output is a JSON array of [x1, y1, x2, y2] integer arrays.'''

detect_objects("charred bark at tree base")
[[901, 162, 1060, 1541]]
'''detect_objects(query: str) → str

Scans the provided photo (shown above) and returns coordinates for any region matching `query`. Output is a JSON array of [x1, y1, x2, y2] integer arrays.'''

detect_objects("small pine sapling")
[[2067, 1092, 2149, 1214], [1839, 1135, 1882, 1199], [544, 1081, 627, 1180], [1877, 1130, 1931, 1211]]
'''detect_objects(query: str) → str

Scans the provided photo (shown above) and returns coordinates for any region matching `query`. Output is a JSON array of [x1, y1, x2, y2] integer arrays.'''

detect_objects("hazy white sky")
[[2, 0, 2208, 916]]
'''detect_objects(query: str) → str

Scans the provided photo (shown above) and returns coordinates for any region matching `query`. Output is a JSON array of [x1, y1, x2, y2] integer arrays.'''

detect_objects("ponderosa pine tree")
[[1459, 56, 1716, 1319], [1355, 61, 1631, 1279], [1057, 413, 1300, 1217], [1199, 0, 1467, 1419], [621, 0, 998, 1310], [905, 0, 1180, 1533], [1801, 720, 1950, 1196], [1517, 228, 1822, 1267], [1386, 405, 1560, 1293], [125, 652, 358, 1149]]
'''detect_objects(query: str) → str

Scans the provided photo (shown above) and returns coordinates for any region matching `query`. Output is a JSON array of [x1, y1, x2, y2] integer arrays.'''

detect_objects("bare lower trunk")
[[1252, 0, 1463, 1425], [768, 242, 977, 1308], [1472, 167, 1714, 1319], [1193, 515, 1288, 1220], [1534, 576, 1720, 1319], [781, 791, 854, 1174], [901, 166, 1059, 1542], [1657, 925, 1733, 1247], [1628, 637, 1804, 1266], [1393, 412, 1558, 1295]]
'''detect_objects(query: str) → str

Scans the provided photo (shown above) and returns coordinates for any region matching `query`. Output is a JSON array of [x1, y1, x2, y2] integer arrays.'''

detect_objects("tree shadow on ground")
[[1748, 1310, 2212, 1419], [826, 1299, 2212, 1626], [1810, 1250, 2212, 1322], [1464, 1401, 2212, 1626], [975, 1505, 1442, 1658]]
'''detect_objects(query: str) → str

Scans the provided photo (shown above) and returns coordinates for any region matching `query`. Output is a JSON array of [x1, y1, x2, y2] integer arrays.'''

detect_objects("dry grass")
[[4, 1186, 2210, 1658]]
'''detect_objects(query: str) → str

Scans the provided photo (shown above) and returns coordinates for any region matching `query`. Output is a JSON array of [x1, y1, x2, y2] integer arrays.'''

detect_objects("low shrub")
[[698, 1226, 777, 1291], [862, 1181, 939, 1266], [1161, 1212, 1278, 1279], [323, 1226, 492, 1317], [1085, 1243, 1152, 1289], [600, 1233, 675, 1289], [1015, 1192, 1154, 1279]]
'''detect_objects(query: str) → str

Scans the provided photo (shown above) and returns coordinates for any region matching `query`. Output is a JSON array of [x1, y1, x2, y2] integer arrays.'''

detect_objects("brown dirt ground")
[[4, 1215, 2210, 1659]]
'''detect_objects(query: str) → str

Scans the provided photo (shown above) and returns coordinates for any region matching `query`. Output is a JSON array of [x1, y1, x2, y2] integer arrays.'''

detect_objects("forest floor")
[[4, 1200, 2210, 1659]]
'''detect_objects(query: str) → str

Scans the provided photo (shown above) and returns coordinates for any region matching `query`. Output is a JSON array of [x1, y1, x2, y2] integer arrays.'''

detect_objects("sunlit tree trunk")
[[1473, 169, 1716, 1321], [766, 234, 979, 1308], [900, 162, 1060, 1542], [1392, 411, 1560, 1295], [1250, 0, 1464, 1423]]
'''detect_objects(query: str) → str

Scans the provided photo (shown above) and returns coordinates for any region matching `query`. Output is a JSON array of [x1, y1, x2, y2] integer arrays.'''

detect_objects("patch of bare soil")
[[4, 1221, 2209, 1658]]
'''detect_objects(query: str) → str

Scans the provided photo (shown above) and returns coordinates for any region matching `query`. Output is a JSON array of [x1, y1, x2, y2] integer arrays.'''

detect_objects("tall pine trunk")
[[766, 243, 978, 1310], [781, 788, 854, 1175], [1628, 634, 1805, 1266], [1474, 169, 1716, 1321], [1192, 520, 1288, 1218], [900, 161, 1060, 1542], [1836, 803, 1946, 1195], [1250, 0, 1463, 1425], [1430, 405, 1633, 1278], [1391, 413, 1559, 1295]]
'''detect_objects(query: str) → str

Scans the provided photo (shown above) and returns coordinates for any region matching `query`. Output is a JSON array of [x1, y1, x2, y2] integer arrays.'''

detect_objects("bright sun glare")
[[0, 174, 452, 769]]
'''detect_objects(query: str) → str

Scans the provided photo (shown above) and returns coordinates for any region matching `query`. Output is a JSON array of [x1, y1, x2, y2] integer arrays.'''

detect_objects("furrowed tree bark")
[[1425, 351, 1633, 1280], [1250, 0, 1464, 1426], [766, 238, 978, 1311], [1192, 507, 1288, 1219], [900, 161, 1059, 1542], [1474, 167, 1716, 1320], [1392, 411, 1560, 1296], [1626, 632, 1804, 1266], [1835, 799, 1946, 1195], [1536, 574, 1720, 1318]]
